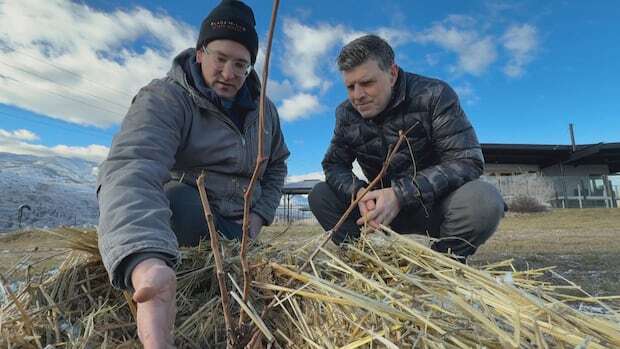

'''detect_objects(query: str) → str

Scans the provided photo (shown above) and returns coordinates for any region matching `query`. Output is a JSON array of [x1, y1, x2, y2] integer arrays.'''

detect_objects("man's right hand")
[[357, 187, 376, 225], [131, 258, 177, 349]]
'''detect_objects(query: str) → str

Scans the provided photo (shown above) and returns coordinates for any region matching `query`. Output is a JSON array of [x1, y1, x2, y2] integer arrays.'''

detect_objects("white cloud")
[[281, 20, 414, 91], [414, 16, 539, 77], [444, 14, 478, 28], [340, 27, 413, 50], [0, 128, 39, 141], [453, 82, 480, 106], [0, 0, 195, 128], [375, 27, 415, 47], [278, 93, 321, 122], [282, 19, 346, 90], [13, 129, 39, 141], [49, 144, 109, 162], [424, 53, 439, 67], [267, 79, 295, 102], [253, 44, 296, 104], [415, 22, 497, 75], [502, 24, 538, 78], [253, 44, 267, 78], [0, 127, 108, 163]]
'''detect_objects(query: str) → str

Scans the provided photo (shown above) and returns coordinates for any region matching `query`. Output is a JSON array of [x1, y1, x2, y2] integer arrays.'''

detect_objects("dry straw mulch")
[[1, 226, 619, 348]]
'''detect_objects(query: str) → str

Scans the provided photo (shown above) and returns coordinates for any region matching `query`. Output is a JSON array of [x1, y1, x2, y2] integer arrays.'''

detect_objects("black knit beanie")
[[196, 0, 259, 64]]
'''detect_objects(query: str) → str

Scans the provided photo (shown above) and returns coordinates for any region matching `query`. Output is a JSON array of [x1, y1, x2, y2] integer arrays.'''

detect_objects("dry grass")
[[473, 209, 620, 297], [1, 209, 619, 347], [2, 225, 619, 348], [0, 230, 70, 280], [497, 208, 620, 232]]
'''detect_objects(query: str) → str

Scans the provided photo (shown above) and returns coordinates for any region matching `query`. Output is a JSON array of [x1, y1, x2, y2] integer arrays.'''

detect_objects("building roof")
[[282, 179, 322, 195], [482, 142, 620, 172], [283, 142, 620, 195]]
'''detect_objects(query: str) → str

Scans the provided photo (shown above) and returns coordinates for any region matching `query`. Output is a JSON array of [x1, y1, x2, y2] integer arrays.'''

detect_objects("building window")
[[589, 175, 605, 195]]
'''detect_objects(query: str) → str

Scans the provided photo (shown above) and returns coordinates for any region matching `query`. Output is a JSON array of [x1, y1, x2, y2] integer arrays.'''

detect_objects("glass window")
[[589, 175, 605, 195]]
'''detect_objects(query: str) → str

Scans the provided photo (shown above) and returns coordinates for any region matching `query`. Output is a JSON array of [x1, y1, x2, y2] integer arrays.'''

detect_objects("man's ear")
[[196, 48, 204, 64], [390, 63, 398, 86]]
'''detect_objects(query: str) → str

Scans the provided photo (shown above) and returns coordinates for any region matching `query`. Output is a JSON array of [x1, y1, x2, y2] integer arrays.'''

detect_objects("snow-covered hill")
[[0, 152, 99, 232]]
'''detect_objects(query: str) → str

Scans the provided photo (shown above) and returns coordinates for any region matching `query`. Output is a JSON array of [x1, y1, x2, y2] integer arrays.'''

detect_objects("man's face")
[[342, 59, 398, 119], [196, 39, 251, 99]]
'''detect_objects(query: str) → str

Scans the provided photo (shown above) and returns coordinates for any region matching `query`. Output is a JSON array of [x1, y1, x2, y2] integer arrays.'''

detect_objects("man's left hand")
[[249, 212, 264, 239], [356, 188, 401, 226]]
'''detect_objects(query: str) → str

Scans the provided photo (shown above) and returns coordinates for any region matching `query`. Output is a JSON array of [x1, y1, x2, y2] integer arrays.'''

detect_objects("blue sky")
[[0, 0, 619, 180]]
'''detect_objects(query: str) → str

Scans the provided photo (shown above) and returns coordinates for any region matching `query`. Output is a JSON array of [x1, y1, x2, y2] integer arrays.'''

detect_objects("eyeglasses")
[[202, 47, 253, 77]]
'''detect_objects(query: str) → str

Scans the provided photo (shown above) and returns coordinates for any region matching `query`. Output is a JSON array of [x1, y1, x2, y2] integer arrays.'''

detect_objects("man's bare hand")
[[356, 187, 376, 225], [356, 188, 401, 226], [132, 258, 177, 349]]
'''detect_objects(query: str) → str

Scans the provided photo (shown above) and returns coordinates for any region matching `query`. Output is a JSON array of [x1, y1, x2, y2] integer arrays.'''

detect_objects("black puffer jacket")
[[322, 69, 483, 210]]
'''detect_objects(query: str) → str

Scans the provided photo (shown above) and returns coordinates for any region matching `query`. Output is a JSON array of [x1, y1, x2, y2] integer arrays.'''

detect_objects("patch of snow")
[[0, 152, 99, 232], [496, 272, 514, 285]]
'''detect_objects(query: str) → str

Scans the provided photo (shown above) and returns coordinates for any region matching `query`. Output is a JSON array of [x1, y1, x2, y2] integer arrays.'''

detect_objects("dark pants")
[[163, 181, 243, 246], [308, 180, 505, 259]]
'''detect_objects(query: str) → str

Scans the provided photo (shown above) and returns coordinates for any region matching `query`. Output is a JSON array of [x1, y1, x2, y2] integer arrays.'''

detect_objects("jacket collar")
[[388, 68, 407, 111]]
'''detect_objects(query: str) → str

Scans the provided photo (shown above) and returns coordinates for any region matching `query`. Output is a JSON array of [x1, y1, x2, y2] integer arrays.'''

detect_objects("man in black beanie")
[[96, 1, 289, 347]]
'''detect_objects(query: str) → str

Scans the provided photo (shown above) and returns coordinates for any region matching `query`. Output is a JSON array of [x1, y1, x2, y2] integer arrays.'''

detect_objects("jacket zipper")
[[187, 78, 261, 173]]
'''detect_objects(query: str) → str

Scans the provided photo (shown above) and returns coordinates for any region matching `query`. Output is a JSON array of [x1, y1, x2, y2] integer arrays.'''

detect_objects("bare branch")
[[239, 0, 281, 330], [197, 171, 235, 348]]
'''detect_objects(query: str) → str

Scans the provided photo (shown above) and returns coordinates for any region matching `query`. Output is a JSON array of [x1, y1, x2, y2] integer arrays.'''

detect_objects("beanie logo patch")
[[209, 20, 247, 33]]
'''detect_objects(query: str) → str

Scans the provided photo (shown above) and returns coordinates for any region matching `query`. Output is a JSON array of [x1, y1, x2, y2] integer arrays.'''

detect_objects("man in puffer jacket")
[[96, 1, 289, 346], [309, 34, 504, 261]]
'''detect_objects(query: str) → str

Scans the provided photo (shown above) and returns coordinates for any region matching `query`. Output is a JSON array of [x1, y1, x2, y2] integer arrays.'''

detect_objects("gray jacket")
[[97, 48, 289, 288]]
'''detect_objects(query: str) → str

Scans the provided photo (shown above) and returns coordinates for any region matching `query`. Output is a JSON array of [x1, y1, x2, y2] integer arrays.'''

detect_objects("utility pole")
[[569, 123, 576, 152]]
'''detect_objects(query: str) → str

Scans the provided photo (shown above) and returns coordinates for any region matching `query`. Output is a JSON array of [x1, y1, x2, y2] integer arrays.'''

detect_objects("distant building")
[[483, 142, 620, 208]]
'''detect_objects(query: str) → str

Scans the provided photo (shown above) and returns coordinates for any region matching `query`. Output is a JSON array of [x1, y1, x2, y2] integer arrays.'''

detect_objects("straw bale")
[[1, 226, 619, 348]]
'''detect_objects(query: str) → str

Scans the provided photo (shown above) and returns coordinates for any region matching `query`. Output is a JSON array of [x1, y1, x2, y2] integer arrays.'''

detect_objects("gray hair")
[[337, 34, 395, 72]]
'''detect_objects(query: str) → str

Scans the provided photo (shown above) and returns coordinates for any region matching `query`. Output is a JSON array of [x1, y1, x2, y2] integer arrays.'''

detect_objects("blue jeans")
[[164, 181, 243, 246]]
